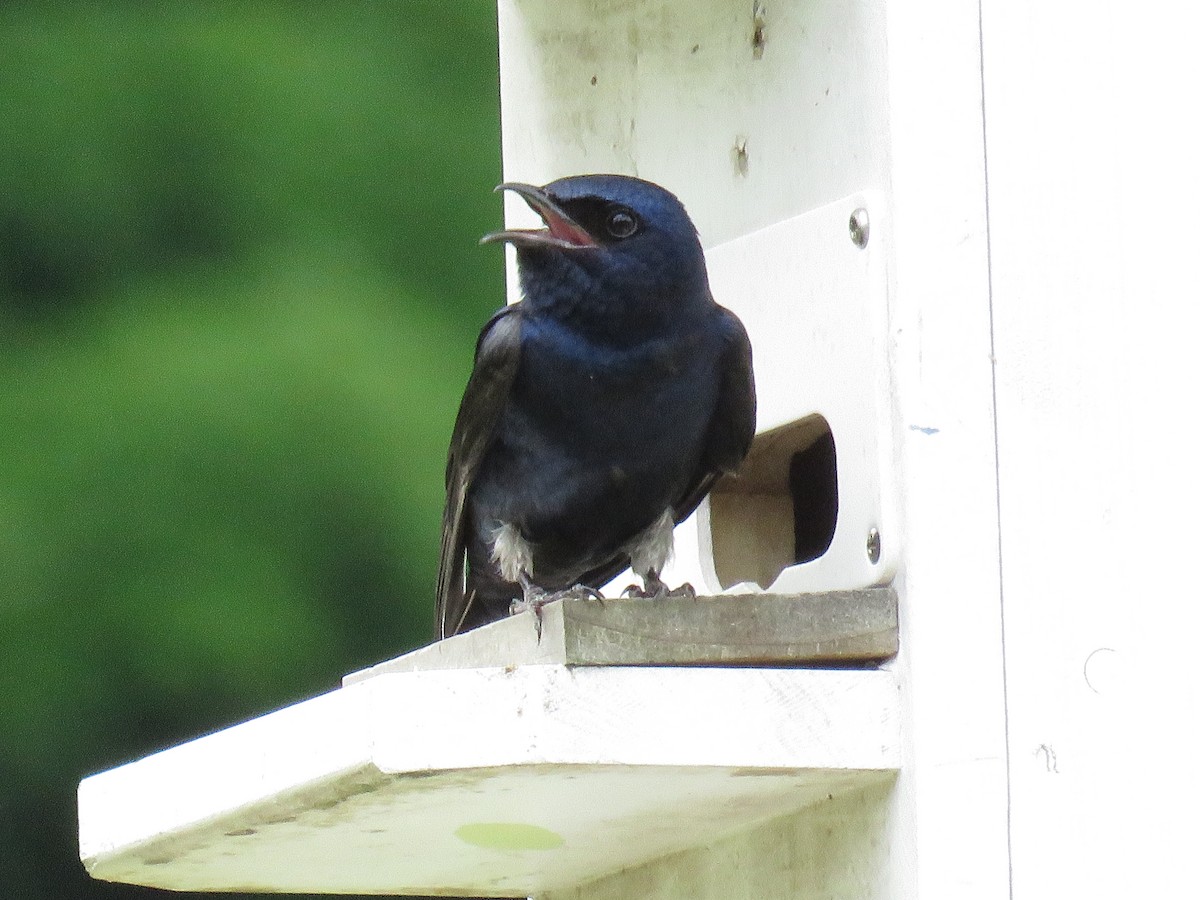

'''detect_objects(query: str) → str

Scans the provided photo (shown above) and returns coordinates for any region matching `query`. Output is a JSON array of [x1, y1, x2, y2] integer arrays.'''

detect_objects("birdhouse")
[[493, 0, 900, 598], [78, 1, 1199, 898]]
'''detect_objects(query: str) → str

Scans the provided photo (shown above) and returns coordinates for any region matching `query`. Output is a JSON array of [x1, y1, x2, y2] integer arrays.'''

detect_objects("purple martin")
[[436, 174, 755, 638]]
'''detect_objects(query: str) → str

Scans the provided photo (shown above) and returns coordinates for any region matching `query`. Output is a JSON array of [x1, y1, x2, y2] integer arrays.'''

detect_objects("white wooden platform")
[[79, 597, 899, 896]]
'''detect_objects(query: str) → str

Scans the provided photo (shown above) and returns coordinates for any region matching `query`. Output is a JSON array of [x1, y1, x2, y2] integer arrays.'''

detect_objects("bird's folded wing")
[[435, 305, 524, 639], [673, 308, 757, 525]]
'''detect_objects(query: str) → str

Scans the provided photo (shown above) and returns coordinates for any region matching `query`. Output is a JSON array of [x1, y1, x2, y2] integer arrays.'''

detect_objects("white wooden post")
[[979, 3, 1200, 896], [78, 2, 1200, 898]]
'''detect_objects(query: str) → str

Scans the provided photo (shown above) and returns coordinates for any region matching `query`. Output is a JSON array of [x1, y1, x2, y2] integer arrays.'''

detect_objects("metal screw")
[[849, 207, 870, 248], [866, 528, 881, 564]]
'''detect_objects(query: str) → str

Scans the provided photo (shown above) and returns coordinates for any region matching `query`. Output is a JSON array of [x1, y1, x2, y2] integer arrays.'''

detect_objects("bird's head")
[[482, 174, 710, 329]]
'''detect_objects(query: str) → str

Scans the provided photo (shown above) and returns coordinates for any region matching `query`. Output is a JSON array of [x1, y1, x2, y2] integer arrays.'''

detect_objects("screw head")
[[866, 527, 881, 564], [849, 207, 870, 248]]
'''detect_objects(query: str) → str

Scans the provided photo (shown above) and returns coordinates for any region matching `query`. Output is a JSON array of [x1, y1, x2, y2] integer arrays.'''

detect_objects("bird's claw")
[[558, 585, 606, 603], [509, 593, 549, 641], [510, 580, 606, 641], [622, 570, 697, 599]]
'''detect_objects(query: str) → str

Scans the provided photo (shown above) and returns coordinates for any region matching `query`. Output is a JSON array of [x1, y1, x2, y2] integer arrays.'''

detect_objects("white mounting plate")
[[667, 191, 898, 595], [80, 665, 898, 896]]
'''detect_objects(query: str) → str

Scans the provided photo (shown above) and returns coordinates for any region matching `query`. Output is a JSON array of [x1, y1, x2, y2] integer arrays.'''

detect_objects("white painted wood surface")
[[542, 778, 896, 900], [79, 666, 899, 895], [882, 3, 1013, 899], [495, 0, 891, 251], [980, 3, 1200, 897]]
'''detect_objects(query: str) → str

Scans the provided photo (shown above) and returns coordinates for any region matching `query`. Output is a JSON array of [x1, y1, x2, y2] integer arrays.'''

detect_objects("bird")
[[435, 174, 755, 639]]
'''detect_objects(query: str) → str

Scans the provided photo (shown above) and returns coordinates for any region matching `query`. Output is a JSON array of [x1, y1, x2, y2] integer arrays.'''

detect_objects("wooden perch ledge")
[[346, 587, 898, 683]]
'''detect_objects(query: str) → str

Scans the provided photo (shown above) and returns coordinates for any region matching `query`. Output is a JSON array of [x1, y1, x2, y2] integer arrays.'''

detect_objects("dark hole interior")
[[789, 428, 838, 564]]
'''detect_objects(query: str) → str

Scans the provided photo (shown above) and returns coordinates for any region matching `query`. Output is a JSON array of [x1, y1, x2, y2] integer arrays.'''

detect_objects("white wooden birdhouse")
[[79, 1, 1200, 898]]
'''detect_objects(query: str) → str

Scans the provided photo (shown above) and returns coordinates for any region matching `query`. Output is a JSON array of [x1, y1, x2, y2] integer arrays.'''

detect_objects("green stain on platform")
[[455, 822, 564, 851]]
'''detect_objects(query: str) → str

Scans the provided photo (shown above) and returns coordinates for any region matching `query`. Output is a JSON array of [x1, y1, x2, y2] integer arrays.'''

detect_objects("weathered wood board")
[[345, 589, 897, 686]]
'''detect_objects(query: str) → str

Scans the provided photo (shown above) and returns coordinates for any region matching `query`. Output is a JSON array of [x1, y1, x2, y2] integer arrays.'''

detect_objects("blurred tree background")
[[0, 2, 503, 897]]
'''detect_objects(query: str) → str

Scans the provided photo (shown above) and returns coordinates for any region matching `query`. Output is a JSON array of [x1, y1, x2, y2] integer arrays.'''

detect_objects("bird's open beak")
[[481, 183, 598, 250]]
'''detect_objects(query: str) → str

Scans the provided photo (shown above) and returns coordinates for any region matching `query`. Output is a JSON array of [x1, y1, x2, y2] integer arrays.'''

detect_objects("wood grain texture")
[[560, 589, 896, 665], [344, 588, 897, 686]]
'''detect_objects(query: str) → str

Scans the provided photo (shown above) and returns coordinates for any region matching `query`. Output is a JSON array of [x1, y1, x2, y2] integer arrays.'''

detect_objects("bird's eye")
[[605, 208, 639, 239]]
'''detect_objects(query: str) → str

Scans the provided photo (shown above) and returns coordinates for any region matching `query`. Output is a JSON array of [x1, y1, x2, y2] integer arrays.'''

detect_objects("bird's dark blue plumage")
[[436, 174, 755, 638]]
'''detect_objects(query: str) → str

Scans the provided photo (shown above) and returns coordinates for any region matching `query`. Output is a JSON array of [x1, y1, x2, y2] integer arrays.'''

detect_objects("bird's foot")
[[509, 575, 550, 640], [510, 576, 605, 641], [621, 569, 697, 600], [561, 584, 607, 605]]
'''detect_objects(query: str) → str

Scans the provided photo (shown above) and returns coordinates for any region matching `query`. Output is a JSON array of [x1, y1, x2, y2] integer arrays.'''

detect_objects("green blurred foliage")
[[0, 3, 503, 897]]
